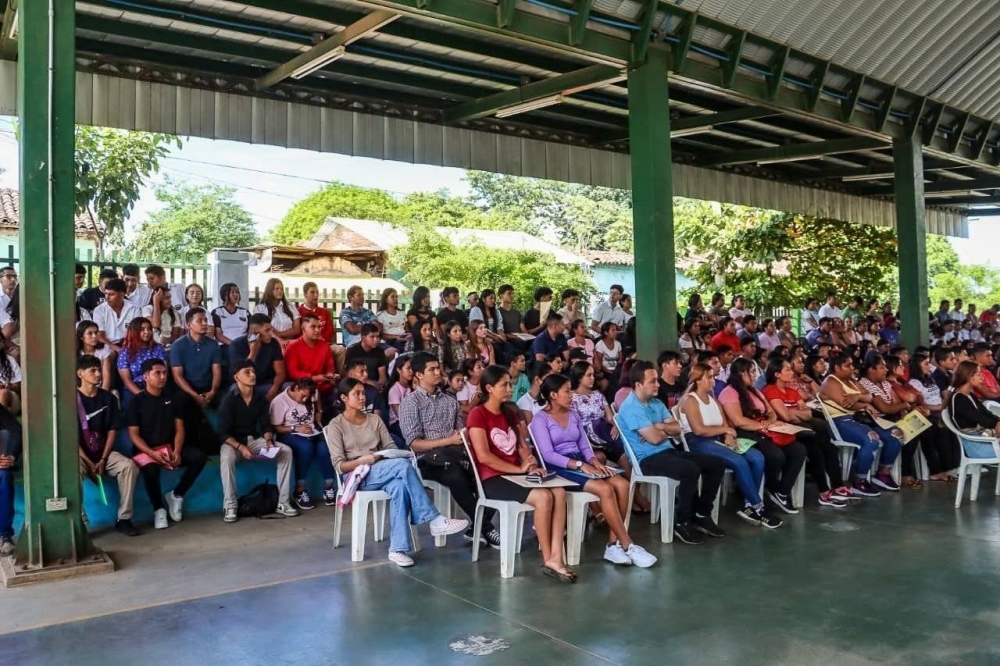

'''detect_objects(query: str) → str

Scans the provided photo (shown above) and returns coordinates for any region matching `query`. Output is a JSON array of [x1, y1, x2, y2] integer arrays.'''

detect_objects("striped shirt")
[[399, 386, 463, 446]]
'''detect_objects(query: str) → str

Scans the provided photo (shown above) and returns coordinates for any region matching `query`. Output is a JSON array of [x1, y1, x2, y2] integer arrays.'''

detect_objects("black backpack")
[[237, 480, 279, 518]]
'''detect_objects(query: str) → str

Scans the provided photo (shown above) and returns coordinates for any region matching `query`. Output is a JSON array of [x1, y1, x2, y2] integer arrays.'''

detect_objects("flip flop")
[[541, 565, 576, 584]]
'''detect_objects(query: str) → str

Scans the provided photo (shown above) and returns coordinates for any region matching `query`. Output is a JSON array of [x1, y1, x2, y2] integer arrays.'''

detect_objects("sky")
[[0, 114, 994, 262]]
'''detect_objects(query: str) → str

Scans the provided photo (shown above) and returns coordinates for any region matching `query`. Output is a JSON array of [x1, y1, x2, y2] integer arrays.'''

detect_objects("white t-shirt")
[[269, 390, 319, 435], [126, 284, 152, 308], [591, 300, 626, 328], [92, 302, 141, 342], [801, 309, 819, 333], [142, 305, 180, 346], [0, 355, 21, 385], [376, 310, 407, 337], [595, 339, 621, 372], [456, 382, 480, 405], [517, 392, 543, 416], [817, 304, 842, 320], [908, 379, 942, 407], [254, 302, 299, 334], [212, 306, 250, 342]]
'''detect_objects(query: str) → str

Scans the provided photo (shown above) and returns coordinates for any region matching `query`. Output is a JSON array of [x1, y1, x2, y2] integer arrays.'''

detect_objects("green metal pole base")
[[13, 511, 98, 571], [2, 548, 114, 588]]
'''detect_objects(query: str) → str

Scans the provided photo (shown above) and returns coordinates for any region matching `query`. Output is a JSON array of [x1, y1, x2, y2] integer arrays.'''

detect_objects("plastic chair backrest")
[[611, 411, 644, 478], [818, 399, 846, 443], [459, 428, 488, 499], [670, 403, 692, 452], [323, 422, 345, 494]]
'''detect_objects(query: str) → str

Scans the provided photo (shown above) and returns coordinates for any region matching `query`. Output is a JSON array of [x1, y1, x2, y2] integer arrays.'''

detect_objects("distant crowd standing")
[[0, 270, 997, 583]]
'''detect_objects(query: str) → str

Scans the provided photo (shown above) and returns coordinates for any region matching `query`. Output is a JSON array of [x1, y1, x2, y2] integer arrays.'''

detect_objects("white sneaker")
[[603, 542, 632, 565], [153, 509, 169, 530], [277, 503, 299, 517], [625, 543, 657, 568], [164, 491, 184, 522], [429, 516, 469, 537], [388, 551, 414, 567], [223, 508, 238, 523]]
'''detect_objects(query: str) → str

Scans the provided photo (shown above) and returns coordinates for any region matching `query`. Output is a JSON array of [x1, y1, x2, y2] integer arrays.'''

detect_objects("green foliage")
[[75, 127, 178, 248], [675, 200, 899, 308], [390, 225, 593, 311], [270, 182, 404, 244], [926, 236, 1000, 307], [129, 180, 258, 258], [397, 191, 528, 231]]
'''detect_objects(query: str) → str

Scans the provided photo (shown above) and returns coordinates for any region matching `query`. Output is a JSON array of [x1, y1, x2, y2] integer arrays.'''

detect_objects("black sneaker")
[[736, 505, 762, 526], [852, 480, 881, 497], [483, 528, 502, 550], [759, 511, 783, 530], [673, 522, 704, 545], [693, 515, 726, 538], [115, 519, 140, 537], [872, 473, 900, 492], [462, 527, 485, 546], [768, 491, 799, 515]]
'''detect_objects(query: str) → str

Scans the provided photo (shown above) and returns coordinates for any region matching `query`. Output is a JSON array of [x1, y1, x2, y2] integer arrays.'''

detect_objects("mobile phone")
[[248, 333, 259, 343]]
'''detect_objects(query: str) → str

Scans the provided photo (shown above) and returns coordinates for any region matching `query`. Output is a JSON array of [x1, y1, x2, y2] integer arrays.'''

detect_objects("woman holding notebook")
[[466, 365, 576, 582], [531, 373, 657, 568]]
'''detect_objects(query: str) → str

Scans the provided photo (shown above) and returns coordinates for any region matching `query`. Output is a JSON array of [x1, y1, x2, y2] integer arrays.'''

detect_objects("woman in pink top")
[[567, 319, 595, 363], [387, 354, 414, 440]]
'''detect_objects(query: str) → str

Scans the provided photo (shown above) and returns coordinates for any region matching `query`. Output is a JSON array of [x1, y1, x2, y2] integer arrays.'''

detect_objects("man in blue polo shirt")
[[170, 307, 223, 453], [530, 311, 569, 362], [617, 360, 726, 545]]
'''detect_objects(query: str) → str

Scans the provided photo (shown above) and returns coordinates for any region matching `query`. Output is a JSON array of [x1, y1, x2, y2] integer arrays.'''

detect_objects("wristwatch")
[[575, 460, 584, 470]]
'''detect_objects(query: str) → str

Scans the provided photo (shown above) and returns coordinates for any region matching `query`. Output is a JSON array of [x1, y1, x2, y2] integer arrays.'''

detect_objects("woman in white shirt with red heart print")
[[466, 365, 575, 583]]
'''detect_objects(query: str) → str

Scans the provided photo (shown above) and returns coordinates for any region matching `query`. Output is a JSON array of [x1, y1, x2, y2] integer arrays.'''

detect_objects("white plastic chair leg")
[[995, 466, 1000, 496], [373, 499, 387, 542], [500, 507, 520, 579], [624, 481, 637, 529], [955, 464, 968, 508], [648, 484, 660, 525], [429, 485, 453, 548], [564, 493, 595, 566], [471, 504, 485, 562], [971, 465, 982, 502], [333, 505, 344, 548], [710, 484, 721, 524], [514, 511, 525, 553], [659, 482, 675, 544], [351, 499, 369, 562], [792, 467, 806, 510], [410, 524, 421, 553]]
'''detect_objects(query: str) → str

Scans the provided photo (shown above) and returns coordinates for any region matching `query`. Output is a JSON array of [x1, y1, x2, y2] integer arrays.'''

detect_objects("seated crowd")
[[0, 271, 994, 585]]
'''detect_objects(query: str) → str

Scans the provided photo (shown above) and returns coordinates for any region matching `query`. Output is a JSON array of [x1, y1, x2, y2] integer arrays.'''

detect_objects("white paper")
[[374, 449, 414, 459], [502, 474, 578, 489], [256, 446, 281, 460]]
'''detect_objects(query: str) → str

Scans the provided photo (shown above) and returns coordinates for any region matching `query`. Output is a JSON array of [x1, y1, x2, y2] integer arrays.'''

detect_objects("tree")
[[129, 180, 258, 258], [398, 191, 528, 231], [74, 127, 179, 252], [675, 202, 900, 308], [390, 225, 594, 311], [270, 182, 404, 244]]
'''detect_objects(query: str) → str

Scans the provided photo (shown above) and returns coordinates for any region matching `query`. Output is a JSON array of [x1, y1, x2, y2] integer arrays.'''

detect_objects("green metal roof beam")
[[805, 61, 830, 113], [840, 73, 866, 124], [631, 0, 660, 65], [443, 64, 623, 124], [497, 0, 516, 28], [670, 11, 697, 74], [569, 0, 594, 47], [721, 31, 746, 89], [864, 176, 1000, 196], [973, 122, 995, 161], [966, 209, 1000, 217], [255, 10, 398, 90], [922, 104, 945, 146], [947, 113, 971, 154], [873, 86, 897, 133], [937, 195, 1000, 205], [766, 46, 789, 102], [700, 136, 887, 167], [673, 107, 779, 130]]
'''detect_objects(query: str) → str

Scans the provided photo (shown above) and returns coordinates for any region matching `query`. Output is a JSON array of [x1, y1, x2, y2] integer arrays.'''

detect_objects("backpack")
[[237, 480, 279, 518]]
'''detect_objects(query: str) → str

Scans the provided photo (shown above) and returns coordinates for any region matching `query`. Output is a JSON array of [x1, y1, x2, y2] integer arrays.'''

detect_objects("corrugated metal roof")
[[661, 0, 1000, 123]]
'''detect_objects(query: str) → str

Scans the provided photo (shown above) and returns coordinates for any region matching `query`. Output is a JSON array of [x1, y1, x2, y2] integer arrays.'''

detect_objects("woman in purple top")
[[530, 374, 657, 568]]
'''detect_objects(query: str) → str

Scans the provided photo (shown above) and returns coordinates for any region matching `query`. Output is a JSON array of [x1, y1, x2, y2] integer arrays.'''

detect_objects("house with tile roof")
[[0, 187, 106, 259]]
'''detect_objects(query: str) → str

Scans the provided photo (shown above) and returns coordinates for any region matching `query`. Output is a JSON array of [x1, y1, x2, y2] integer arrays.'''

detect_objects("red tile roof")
[[0, 188, 106, 236]]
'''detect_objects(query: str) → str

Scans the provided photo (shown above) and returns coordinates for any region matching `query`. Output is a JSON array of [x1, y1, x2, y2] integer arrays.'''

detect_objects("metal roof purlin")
[[254, 10, 399, 90], [350, 0, 1000, 174]]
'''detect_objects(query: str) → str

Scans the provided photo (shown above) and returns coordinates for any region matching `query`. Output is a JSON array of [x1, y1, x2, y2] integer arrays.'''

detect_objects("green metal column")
[[15, 0, 95, 568], [628, 50, 677, 358], [893, 136, 929, 350]]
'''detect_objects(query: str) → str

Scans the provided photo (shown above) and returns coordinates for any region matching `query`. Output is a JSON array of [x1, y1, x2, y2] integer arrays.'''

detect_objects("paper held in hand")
[[257, 446, 281, 460], [502, 474, 577, 489], [373, 449, 414, 460], [892, 410, 932, 443], [765, 422, 813, 436]]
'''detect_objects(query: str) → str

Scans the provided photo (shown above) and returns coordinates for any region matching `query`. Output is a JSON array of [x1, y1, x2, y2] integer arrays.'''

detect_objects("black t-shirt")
[[229, 335, 283, 385], [931, 368, 951, 393], [126, 389, 183, 451], [657, 378, 684, 410], [522, 308, 541, 333], [345, 343, 388, 381], [78, 286, 105, 313], [436, 307, 468, 332], [77, 389, 119, 462]]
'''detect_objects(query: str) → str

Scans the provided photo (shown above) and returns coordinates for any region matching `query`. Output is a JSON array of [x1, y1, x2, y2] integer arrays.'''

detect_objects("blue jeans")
[[280, 433, 336, 484], [0, 469, 13, 539], [686, 434, 764, 507], [353, 458, 438, 553], [834, 416, 902, 476]]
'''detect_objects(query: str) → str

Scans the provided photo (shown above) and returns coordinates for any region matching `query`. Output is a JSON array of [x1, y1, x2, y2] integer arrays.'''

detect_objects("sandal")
[[593, 512, 607, 527], [541, 565, 576, 584]]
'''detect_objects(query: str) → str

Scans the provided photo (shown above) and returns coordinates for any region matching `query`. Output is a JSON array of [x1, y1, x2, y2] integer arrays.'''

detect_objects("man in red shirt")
[[284, 314, 338, 412], [971, 345, 1000, 400], [979, 305, 999, 326], [709, 317, 742, 354], [297, 281, 346, 374]]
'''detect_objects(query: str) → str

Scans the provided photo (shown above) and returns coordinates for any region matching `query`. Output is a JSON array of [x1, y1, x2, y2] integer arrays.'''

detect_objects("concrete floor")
[[4, 482, 1000, 665]]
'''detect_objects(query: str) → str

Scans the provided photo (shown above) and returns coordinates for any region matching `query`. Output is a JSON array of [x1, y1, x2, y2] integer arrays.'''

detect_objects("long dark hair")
[[567, 361, 591, 391], [412, 320, 435, 351], [763, 357, 789, 386], [726, 357, 767, 418], [76, 320, 105, 355], [440, 321, 463, 370], [409, 286, 431, 314], [261, 278, 293, 320], [910, 353, 934, 388], [388, 353, 412, 391], [479, 364, 518, 429], [479, 288, 499, 332], [537, 373, 570, 406], [153, 286, 178, 328]]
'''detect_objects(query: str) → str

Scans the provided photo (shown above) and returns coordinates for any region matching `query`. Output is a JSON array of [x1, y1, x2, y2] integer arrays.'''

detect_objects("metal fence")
[[69, 248, 212, 298]]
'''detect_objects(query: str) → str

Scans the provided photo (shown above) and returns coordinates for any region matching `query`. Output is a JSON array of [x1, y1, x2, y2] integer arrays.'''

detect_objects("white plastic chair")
[[818, 400, 866, 481], [418, 475, 455, 548], [329, 464, 422, 563], [671, 403, 728, 523], [612, 412, 680, 543], [525, 430, 599, 567], [942, 408, 1000, 508], [460, 430, 534, 578]]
